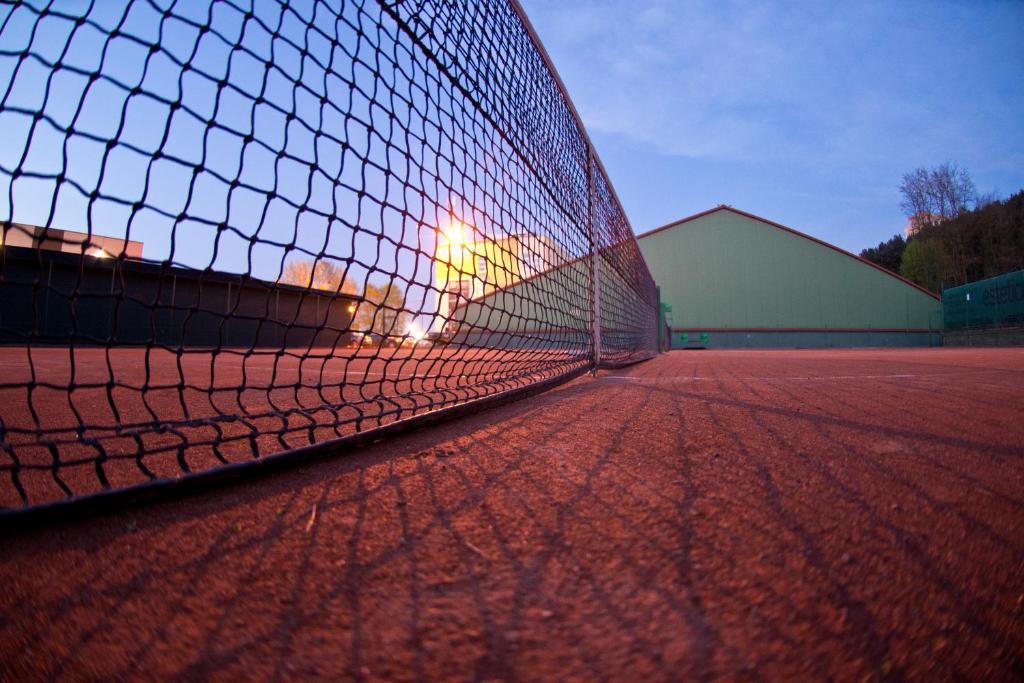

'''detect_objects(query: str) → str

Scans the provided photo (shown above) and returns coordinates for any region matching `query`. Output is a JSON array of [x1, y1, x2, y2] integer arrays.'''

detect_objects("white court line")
[[604, 374, 919, 382], [338, 370, 444, 379]]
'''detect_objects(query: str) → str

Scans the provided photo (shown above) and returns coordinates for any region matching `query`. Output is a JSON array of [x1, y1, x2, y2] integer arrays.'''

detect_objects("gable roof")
[[636, 206, 939, 300]]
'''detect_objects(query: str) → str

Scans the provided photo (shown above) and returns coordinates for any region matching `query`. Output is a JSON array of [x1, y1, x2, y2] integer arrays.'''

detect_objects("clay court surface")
[[0, 345, 585, 507], [2, 348, 1023, 680]]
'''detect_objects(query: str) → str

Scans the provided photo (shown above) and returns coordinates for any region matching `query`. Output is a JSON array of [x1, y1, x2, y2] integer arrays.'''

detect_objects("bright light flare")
[[407, 322, 426, 343], [441, 217, 466, 247]]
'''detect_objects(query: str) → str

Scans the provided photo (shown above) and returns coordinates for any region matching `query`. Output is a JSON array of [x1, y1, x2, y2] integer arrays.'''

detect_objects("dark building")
[[1, 241, 359, 350]]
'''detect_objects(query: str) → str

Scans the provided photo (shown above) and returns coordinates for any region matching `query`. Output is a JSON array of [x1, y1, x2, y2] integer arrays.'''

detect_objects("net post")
[[656, 285, 663, 352], [588, 149, 601, 374]]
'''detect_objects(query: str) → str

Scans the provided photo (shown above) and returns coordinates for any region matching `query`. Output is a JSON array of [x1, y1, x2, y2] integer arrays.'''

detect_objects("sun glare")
[[407, 322, 426, 343], [442, 217, 466, 247]]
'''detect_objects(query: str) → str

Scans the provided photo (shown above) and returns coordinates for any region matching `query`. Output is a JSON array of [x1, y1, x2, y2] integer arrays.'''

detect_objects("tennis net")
[[0, 0, 658, 512]]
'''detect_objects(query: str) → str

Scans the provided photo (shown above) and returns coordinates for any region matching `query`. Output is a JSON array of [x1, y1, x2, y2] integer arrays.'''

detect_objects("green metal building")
[[638, 206, 942, 348]]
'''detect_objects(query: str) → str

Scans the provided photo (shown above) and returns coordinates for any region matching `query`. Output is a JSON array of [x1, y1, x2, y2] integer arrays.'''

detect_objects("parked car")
[[425, 331, 450, 345], [356, 332, 402, 348]]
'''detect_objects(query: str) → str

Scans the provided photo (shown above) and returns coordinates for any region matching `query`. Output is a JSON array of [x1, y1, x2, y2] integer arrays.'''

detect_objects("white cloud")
[[518, 0, 1024, 169]]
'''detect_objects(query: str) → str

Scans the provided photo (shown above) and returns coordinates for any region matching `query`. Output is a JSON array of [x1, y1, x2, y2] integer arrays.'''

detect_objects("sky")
[[0, 0, 601, 335], [2, 0, 1021, 298], [0, 0, 446, 311], [519, 0, 1024, 253]]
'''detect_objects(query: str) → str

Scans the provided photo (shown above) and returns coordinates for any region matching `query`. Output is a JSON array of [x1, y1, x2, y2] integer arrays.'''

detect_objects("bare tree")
[[900, 163, 977, 229], [975, 190, 1001, 210], [279, 257, 357, 295], [353, 281, 411, 337], [899, 167, 931, 224]]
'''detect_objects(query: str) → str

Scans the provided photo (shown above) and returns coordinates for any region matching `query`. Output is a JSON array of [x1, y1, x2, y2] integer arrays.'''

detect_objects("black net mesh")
[[0, 0, 658, 511], [590, 159, 659, 366]]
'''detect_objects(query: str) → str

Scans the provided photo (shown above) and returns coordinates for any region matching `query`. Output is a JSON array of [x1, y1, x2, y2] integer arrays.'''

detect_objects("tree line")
[[860, 163, 1024, 292], [278, 258, 412, 337]]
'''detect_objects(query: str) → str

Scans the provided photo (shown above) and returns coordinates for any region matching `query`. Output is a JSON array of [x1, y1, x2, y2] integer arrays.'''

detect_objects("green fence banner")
[[943, 269, 1024, 331]]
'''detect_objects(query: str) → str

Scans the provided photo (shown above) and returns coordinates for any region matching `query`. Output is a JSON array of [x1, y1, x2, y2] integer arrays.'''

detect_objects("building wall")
[[447, 257, 591, 349], [433, 232, 563, 333], [675, 330, 940, 348], [0, 246, 357, 348], [638, 208, 942, 348]]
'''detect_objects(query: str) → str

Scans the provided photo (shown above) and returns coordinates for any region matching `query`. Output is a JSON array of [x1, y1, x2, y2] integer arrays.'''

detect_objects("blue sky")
[[3, 0, 1020, 286], [519, 0, 1024, 253], [0, 1, 440, 301]]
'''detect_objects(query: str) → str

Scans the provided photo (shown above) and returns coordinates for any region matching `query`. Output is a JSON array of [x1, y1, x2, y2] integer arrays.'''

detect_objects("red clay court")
[[2, 348, 1023, 680], [0, 345, 586, 508]]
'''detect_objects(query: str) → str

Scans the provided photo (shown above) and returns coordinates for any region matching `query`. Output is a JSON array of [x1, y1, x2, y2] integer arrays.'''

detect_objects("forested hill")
[[913, 190, 1024, 288], [862, 191, 1024, 292]]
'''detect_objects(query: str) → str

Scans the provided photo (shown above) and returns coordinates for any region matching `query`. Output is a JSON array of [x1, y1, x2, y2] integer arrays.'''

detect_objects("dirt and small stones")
[[464, 540, 488, 559], [2, 349, 1022, 681]]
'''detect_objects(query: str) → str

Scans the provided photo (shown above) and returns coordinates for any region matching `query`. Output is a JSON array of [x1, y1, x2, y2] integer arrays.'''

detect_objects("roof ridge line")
[[636, 205, 939, 301]]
